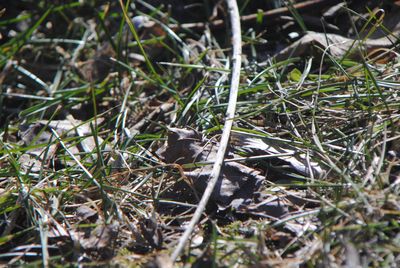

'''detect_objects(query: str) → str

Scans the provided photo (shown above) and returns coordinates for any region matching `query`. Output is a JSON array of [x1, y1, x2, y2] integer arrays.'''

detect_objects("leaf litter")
[[17, 116, 108, 172], [1, 0, 400, 267], [156, 127, 325, 218]]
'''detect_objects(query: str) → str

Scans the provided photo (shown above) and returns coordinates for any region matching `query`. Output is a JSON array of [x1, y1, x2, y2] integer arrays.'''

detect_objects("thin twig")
[[170, 0, 242, 262]]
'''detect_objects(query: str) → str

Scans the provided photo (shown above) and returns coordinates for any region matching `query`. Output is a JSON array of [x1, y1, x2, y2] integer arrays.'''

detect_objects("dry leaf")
[[232, 132, 325, 179], [76, 205, 98, 222], [157, 128, 272, 211], [18, 123, 58, 172], [275, 7, 400, 61], [80, 222, 119, 253], [76, 43, 115, 82], [18, 117, 108, 172]]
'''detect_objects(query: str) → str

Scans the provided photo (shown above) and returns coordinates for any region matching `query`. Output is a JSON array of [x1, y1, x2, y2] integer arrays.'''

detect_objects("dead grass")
[[0, 0, 399, 267]]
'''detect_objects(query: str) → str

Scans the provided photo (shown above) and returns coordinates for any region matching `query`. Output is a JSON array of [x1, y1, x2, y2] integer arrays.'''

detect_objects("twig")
[[169, 0, 341, 30], [170, 0, 242, 262]]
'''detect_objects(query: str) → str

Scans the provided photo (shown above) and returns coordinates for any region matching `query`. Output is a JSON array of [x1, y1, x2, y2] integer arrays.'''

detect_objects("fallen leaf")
[[231, 132, 325, 179], [157, 128, 272, 211], [275, 7, 400, 61], [79, 222, 119, 258], [76, 43, 115, 82], [18, 123, 58, 172], [18, 116, 109, 172], [76, 205, 98, 222]]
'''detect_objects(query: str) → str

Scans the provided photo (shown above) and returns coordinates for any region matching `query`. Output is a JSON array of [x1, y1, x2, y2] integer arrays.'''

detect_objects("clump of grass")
[[0, 0, 399, 267]]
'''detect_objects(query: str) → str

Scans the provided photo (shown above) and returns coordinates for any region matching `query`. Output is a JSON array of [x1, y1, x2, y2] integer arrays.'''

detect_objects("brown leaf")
[[156, 127, 208, 164], [157, 128, 265, 209], [76, 205, 98, 222], [232, 132, 325, 179], [275, 7, 400, 61], [184, 161, 265, 209], [80, 222, 119, 250], [236, 193, 289, 218], [76, 43, 115, 82]]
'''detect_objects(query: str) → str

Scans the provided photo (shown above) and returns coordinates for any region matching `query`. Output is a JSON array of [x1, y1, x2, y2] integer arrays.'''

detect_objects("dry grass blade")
[[170, 0, 242, 262], [2, 1, 400, 266]]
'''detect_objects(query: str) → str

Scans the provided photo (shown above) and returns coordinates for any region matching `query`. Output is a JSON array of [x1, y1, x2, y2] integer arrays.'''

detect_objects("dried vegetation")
[[0, 0, 399, 267]]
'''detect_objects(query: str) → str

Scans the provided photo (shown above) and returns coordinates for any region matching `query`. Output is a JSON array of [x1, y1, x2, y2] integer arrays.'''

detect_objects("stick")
[[170, 0, 242, 262]]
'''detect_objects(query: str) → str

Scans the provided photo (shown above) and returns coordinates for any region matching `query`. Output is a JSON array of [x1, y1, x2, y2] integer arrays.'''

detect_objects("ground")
[[0, 0, 399, 267]]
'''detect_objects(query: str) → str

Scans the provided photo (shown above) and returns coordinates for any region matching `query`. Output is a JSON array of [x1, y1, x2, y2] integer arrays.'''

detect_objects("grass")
[[0, 0, 400, 267]]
